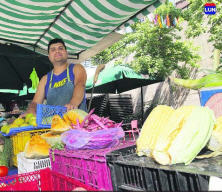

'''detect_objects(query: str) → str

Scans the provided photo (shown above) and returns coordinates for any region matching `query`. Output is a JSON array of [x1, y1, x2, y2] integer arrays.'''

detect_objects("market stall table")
[[107, 145, 222, 191]]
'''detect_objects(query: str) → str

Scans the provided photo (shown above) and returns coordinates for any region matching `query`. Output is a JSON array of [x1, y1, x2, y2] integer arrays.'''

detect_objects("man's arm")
[[65, 64, 87, 110], [20, 75, 47, 117]]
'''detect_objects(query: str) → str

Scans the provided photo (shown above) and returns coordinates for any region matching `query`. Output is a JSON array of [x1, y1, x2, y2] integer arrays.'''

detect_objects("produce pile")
[[137, 105, 217, 165], [68, 109, 122, 131], [1, 114, 37, 134], [197, 116, 222, 159], [62, 109, 124, 150], [24, 109, 124, 159]]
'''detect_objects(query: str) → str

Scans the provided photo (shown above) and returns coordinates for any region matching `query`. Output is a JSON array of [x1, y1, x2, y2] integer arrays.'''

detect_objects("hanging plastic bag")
[[29, 68, 39, 90], [61, 127, 125, 150]]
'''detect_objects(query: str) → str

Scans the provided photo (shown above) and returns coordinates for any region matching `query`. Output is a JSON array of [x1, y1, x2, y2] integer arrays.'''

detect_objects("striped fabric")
[[0, 0, 165, 57]]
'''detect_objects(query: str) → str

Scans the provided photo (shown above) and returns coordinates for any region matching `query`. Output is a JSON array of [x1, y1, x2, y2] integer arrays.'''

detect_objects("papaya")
[[63, 109, 88, 126], [24, 134, 50, 159], [41, 132, 62, 146], [51, 115, 71, 133], [13, 118, 24, 127]]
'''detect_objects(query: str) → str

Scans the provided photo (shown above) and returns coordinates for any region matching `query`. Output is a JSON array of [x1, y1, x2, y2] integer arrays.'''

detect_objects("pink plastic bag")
[[61, 127, 125, 150]]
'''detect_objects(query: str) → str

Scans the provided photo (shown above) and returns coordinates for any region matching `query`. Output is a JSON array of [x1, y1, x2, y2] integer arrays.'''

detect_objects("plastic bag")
[[61, 127, 125, 150]]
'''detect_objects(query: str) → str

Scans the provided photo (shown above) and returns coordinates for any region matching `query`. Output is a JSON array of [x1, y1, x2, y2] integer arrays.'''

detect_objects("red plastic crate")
[[0, 168, 97, 191], [50, 140, 136, 191]]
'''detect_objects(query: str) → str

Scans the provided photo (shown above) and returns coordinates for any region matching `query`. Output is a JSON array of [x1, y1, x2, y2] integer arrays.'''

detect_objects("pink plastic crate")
[[0, 168, 97, 191], [50, 140, 136, 191]]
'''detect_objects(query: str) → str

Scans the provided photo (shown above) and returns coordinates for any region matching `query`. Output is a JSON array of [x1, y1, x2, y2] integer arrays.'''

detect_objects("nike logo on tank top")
[[45, 64, 87, 111]]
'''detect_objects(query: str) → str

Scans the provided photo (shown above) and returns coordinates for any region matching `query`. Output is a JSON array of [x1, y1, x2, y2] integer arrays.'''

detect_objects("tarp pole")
[[141, 86, 144, 124]]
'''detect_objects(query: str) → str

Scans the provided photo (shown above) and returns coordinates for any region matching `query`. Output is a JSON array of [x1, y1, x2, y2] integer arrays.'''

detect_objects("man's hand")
[[65, 103, 78, 111], [19, 111, 36, 118], [19, 113, 27, 118]]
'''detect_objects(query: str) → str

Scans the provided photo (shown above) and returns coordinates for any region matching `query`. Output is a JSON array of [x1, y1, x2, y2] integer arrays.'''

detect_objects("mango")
[[29, 116, 37, 127], [1, 125, 9, 133], [6, 127, 11, 134], [25, 113, 34, 123], [13, 118, 24, 126], [9, 123, 18, 128], [20, 123, 29, 127]]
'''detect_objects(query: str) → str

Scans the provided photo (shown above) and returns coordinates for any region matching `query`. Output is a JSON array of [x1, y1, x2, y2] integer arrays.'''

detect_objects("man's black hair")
[[48, 38, 66, 52]]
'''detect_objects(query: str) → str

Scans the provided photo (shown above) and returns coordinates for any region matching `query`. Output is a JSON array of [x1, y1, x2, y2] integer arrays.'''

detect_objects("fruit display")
[[1, 113, 37, 134], [137, 105, 215, 165], [40, 108, 124, 150]]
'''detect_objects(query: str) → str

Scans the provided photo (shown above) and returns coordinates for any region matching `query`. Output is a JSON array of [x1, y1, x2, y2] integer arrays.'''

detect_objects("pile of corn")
[[136, 105, 216, 165], [197, 116, 222, 159]]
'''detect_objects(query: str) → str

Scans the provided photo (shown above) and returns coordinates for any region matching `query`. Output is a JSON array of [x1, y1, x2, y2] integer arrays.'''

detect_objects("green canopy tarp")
[[86, 65, 161, 93], [0, 0, 165, 59]]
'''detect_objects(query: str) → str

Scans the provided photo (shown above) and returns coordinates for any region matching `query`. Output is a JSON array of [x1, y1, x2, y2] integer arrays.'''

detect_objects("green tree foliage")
[[91, 2, 200, 79], [129, 20, 200, 79], [182, 0, 222, 50]]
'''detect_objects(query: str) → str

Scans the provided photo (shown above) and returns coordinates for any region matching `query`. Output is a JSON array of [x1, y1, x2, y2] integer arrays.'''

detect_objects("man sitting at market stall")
[[20, 38, 87, 117]]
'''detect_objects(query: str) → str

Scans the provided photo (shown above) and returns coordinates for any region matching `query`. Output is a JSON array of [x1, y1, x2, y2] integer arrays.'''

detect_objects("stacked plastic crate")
[[50, 140, 135, 191]]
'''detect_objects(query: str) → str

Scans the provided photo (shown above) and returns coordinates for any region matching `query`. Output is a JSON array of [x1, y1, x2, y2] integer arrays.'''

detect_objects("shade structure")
[[0, 0, 165, 61], [0, 89, 19, 94], [86, 65, 163, 123], [0, 86, 35, 98], [0, 43, 51, 90], [86, 65, 161, 93]]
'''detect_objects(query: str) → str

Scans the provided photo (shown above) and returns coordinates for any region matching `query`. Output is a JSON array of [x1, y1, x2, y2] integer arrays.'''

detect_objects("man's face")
[[48, 42, 68, 65]]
